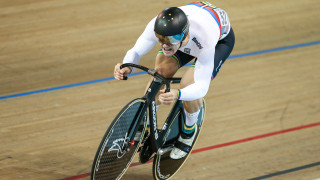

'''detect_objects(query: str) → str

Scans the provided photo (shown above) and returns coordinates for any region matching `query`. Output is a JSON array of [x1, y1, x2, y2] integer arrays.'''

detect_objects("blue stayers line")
[[0, 40, 319, 100], [228, 40, 320, 59], [0, 71, 146, 100]]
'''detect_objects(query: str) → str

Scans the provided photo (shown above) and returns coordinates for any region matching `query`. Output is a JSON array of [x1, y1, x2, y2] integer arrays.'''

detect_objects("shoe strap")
[[174, 141, 192, 153]]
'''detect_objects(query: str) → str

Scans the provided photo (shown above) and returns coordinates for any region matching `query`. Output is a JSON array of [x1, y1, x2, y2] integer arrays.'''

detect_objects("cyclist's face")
[[160, 42, 180, 56]]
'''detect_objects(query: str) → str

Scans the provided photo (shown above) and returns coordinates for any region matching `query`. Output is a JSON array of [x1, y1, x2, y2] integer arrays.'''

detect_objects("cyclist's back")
[[178, 2, 231, 57]]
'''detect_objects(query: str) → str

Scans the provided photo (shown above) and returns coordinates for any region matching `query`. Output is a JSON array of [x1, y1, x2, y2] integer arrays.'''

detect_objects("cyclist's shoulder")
[[179, 4, 220, 32]]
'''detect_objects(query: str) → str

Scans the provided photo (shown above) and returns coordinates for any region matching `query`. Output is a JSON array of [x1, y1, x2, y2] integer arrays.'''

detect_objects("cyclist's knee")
[[155, 66, 177, 78], [183, 99, 202, 113], [155, 54, 179, 78]]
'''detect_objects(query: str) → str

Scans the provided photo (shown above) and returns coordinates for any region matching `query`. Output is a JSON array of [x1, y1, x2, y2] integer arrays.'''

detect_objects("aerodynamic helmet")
[[154, 7, 189, 45]]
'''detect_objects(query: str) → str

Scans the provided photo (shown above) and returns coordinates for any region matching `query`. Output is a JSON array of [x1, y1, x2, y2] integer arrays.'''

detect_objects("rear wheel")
[[152, 100, 206, 180]]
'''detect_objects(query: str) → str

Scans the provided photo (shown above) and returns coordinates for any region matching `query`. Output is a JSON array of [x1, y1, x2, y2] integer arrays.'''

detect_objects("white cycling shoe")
[[170, 125, 197, 159]]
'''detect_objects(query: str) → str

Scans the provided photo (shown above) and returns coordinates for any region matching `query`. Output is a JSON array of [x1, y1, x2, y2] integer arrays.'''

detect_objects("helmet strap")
[[178, 31, 189, 49]]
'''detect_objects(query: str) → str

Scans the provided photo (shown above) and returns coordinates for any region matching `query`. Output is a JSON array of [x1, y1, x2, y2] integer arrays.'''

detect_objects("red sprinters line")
[[192, 122, 320, 154], [58, 121, 320, 180]]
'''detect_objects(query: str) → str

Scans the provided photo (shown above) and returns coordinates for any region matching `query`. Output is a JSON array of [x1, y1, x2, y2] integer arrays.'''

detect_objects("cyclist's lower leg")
[[180, 67, 202, 135], [182, 99, 202, 135], [170, 67, 202, 159]]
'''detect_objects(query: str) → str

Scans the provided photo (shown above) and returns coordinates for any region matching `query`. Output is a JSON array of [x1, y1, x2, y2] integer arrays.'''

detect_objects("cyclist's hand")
[[114, 63, 131, 80], [158, 89, 179, 105]]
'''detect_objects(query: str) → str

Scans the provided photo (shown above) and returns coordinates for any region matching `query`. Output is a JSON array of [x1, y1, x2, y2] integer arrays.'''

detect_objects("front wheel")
[[91, 99, 146, 180]]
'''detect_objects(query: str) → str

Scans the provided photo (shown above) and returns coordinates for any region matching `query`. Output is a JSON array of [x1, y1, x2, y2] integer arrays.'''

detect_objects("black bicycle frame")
[[120, 63, 182, 153]]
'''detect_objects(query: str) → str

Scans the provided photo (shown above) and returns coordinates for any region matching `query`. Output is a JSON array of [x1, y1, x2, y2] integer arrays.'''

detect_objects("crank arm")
[[157, 145, 174, 155]]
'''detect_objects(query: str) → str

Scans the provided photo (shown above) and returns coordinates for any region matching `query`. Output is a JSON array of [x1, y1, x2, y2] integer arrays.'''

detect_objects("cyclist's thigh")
[[212, 28, 235, 79], [180, 67, 194, 89]]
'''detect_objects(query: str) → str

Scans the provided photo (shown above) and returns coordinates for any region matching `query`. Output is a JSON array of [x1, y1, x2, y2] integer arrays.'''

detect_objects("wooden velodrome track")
[[0, 0, 319, 179]]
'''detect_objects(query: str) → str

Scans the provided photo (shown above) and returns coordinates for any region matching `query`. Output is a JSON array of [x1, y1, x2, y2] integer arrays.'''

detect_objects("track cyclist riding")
[[114, 1, 235, 160]]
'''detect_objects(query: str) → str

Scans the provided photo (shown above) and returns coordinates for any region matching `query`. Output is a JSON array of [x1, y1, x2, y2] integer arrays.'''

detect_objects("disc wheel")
[[91, 99, 146, 180], [152, 100, 206, 180]]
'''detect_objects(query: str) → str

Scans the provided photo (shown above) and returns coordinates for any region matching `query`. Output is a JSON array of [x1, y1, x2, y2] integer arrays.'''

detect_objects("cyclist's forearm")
[[179, 81, 209, 101]]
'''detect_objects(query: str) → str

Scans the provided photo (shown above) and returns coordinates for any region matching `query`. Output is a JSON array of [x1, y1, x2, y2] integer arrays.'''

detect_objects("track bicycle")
[[91, 63, 206, 180]]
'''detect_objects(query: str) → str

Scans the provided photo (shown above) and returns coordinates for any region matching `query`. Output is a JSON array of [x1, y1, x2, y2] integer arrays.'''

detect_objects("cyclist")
[[114, 1, 235, 159]]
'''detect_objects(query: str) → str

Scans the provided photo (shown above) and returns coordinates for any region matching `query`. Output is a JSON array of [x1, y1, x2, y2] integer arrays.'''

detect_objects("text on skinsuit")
[[192, 37, 203, 49]]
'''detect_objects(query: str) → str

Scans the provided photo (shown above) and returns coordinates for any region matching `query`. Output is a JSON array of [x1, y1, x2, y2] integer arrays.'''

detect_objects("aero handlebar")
[[120, 63, 181, 93]]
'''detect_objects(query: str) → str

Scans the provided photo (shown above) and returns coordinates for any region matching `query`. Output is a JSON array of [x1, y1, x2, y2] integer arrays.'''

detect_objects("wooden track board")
[[0, 0, 319, 179]]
